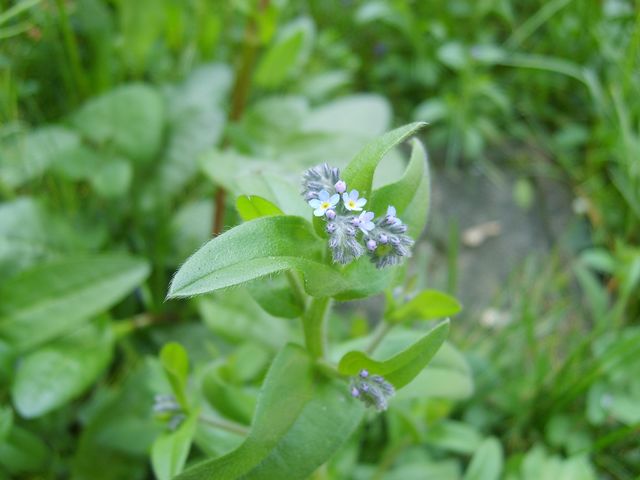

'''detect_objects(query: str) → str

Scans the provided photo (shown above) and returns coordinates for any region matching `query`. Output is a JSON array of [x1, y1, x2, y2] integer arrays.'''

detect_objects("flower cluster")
[[350, 369, 396, 411], [301, 163, 414, 268]]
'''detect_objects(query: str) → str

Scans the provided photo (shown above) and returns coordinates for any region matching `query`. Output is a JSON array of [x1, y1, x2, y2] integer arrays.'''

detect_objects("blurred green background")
[[1, 0, 639, 479]]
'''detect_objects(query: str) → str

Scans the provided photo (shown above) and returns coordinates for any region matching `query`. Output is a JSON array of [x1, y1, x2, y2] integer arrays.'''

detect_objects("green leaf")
[[236, 195, 284, 221], [0, 423, 49, 474], [464, 437, 504, 480], [246, 274, 305, 319], [396, 342, 473, 400], [338, 320, 449, 388], [11, 319, 114, 418], [152, 413, 198, 480], [160, 342, 190, 410], [390, 290, 462, 323], [202, 367, 256, 425], [342, 122, 427, 196], [168, 216, 334, 298], [255, 18, 314, 88], [72, 84, 164, 162], [370, 138, 427, 217], [153, 64, 231, 199], [424, 420, 482, 454], [0, 254, 150, 352], [0, 127, 80, 188], [0, 406, 12, 440], [177, 344, 363, 480]]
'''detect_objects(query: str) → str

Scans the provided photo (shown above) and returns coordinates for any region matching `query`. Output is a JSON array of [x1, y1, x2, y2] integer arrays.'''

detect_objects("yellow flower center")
[[348, 200, 356, 208], [321, 201, 331, 209]]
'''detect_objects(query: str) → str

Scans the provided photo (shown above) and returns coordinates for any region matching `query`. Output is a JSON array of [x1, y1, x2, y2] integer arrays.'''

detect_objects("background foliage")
[[1, 0, 639, 479]]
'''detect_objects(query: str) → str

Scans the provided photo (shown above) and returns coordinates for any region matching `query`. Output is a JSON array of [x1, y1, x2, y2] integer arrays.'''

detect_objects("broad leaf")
[[168, 216, 338, 298], [0, 126, 79, 188], [463, 437, 503, 480], [338, 320, 449, 388], [236, 195, 284, 221], [342, 122, 427, 196], [177, 344, 363, 480], [390, 290, 461, 323], [11, 319, 113, 418], [152, 413, 198, 480], [0, 255, 150, 351], [72, 84, 164, 162]]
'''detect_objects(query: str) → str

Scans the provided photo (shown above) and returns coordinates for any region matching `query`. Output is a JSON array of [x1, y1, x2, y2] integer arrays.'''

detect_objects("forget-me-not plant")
[[302, 163, 415, 267]]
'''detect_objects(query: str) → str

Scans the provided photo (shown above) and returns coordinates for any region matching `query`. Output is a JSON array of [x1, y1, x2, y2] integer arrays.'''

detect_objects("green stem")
[[302, 297, 332, 359], [199, 415, 249, 436], [286, 270, 308, 309], [365, 321, 392, 355], [55, 0, 86, 100]]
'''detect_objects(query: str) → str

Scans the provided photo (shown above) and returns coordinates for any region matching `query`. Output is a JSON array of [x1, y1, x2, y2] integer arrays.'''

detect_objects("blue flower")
[[352, 211, 375, 234], [342, 190, 367, 211], [308, 190, 340, 217]]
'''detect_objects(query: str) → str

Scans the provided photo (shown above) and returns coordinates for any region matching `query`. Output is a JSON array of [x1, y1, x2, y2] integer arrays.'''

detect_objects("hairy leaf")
[[168, 216, 352, 298]]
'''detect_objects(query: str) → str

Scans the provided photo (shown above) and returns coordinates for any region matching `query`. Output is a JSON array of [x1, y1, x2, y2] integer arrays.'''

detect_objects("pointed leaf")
[[338, 320, 449, 388], [342, 122, 427, 196], [168, 216, 345, 298]]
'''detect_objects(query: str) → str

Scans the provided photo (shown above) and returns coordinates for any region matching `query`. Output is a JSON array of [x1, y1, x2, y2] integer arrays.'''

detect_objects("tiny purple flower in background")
[[351, 386, 360, 397], [308, 190, 339, 217], [352, 211, 375, 234], [326, 223, 337, 234], [335, 180, 347, 194], [326, 209, 337, 220], [366, 239, 377, 251], [378, 233, 388, 244], [343, 190, 367, 211], [359, 369, 369, 378]]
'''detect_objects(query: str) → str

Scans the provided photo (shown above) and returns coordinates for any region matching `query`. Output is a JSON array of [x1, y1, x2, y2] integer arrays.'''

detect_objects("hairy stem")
[[303, 297, 332, 359], [286, 270, 308, 309]]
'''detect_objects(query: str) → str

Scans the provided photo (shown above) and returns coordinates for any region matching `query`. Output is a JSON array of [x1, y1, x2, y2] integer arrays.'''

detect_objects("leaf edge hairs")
[[301, 163, 414, 268]]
